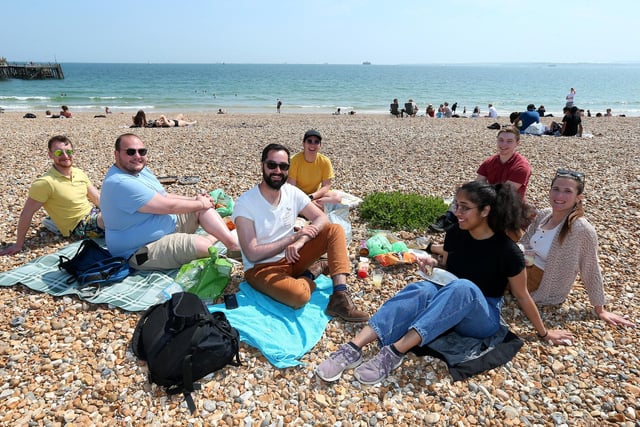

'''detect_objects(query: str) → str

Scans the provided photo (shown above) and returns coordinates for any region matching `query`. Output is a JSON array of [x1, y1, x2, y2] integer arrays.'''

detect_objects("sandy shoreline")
[[1, 112, 639, 425]]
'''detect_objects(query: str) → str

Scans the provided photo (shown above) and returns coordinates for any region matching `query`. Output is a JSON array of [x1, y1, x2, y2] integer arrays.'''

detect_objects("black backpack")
[[58, 239, 130, 296], [131, 292, 241, 413]]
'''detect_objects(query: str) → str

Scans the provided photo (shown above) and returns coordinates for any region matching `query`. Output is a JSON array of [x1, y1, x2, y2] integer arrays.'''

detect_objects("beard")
[[263, 168, 287, 190]]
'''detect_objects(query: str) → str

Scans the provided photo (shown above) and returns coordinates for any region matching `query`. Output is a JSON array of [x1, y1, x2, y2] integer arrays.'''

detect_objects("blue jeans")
[[369, 280, 502, 347]]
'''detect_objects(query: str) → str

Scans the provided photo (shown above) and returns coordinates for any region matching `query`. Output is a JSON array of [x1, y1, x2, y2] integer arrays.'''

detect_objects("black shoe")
[[429, 215, 448, 233], [429, 214, 457, 233]]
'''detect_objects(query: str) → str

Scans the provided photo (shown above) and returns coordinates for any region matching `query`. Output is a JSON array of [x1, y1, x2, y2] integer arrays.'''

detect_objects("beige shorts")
[[129, 212, 200, 271]]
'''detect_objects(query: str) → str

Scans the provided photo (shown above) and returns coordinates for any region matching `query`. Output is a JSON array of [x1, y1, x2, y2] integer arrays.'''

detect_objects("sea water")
[[1, 62, 639, 117]]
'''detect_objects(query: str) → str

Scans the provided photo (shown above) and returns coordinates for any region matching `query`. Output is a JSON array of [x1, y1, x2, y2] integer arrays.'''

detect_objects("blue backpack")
[[58, 239, 130, 295]]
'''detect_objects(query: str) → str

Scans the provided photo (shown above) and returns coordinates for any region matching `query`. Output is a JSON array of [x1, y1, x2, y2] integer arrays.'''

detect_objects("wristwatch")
[[309, 194, 314, 200]]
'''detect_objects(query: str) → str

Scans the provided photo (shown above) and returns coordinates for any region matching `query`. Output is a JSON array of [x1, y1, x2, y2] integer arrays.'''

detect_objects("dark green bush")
[[359, 191, 448, 231]]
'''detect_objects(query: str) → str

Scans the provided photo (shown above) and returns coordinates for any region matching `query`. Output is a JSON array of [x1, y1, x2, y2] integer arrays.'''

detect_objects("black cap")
[[303, 129, 322, 141], [527, 104, 536, 111]]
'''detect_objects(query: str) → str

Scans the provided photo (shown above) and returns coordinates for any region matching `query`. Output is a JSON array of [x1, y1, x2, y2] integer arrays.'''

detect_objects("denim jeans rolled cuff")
[[369, 279, 502, 348]]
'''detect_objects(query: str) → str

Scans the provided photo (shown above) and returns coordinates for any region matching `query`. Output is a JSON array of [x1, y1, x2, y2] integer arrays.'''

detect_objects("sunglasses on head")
[[53, 149, 74, 157], [264, 160, 290, 171], [556, 168, 585, 183], [124, 148, 148, 156], [305, 138, 321, 145]]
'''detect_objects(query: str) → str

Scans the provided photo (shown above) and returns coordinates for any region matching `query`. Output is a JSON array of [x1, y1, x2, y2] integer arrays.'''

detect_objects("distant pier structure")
[[0, 62, 64, 80]]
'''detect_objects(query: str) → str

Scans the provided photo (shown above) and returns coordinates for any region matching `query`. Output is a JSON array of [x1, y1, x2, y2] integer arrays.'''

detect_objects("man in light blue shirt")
[[100, 133, 240, 270]]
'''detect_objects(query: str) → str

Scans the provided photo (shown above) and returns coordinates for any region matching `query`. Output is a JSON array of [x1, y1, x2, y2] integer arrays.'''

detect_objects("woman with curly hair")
[[317, 181, 573, 385]]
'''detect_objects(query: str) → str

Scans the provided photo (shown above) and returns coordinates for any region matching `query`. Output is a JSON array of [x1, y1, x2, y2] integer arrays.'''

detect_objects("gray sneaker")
[[316, 343, 363, 382], [354, 345, 404, 385]]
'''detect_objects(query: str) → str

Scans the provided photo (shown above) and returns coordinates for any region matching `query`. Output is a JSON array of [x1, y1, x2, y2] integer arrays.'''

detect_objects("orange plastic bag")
[[374, 251, 417, 267]]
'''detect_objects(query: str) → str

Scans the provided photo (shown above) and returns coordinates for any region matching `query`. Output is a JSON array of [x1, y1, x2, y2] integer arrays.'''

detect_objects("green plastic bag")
[[175, 246, 233, 304], [391, 241, 409, 253], [209, 188, 234, 217], [366, 233, 393, 257]]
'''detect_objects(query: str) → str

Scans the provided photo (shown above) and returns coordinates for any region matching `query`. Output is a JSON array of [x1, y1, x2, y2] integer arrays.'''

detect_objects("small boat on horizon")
[[362, 61, 371, 65]]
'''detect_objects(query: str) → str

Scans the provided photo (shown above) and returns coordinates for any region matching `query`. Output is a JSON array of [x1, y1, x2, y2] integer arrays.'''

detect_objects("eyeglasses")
[[305, 138, 321, 145], [264, 160, 290, 171], [451, 202, 478, 213], [53, 149, 74, 157], [123, 148, 148, 156], [555, 168, 585, 183]]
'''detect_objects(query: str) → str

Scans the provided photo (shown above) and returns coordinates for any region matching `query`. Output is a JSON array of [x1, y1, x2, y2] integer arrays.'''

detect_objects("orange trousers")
[[245, 223, 350, 308]]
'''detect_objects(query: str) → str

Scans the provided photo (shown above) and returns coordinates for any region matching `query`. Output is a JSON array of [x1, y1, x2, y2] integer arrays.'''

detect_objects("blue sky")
[[3, 0, 638, 64]]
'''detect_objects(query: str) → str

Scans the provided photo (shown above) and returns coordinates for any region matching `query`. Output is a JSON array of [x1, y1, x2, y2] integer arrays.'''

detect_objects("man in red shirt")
[[476, 127, 531, 198], [430, 126, 531, 232]]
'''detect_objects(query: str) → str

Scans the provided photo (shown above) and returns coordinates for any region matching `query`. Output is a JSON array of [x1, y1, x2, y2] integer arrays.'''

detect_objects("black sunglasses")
[[124, 148, 148, 156], [556, 168, 585, 183], [264, 160, 290, 171]]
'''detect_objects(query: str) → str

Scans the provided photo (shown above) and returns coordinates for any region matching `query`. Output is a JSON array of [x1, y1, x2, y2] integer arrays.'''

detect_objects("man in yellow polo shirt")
[[288, 129, 342, 209], [0, 135, 103, 255]]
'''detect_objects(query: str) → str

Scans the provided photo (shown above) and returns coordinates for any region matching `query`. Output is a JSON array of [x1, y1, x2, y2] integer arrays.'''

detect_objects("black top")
[[443, 225, 525, 298]]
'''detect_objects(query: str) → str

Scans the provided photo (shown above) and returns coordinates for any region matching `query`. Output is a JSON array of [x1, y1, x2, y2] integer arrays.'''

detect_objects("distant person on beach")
[[561, 106, 583, 137], [59, 105, 72, 118], [131, 110, 149, 128], [316, 181, 573, 385], [105, 107, 112, 114], [471, 106, 480, 118], [430, 126, 531, 235], [277, 98, 282, 113], [333, 108, 341, 115], [426, 104, 435, 117], [403, 99, 418, 117], [390, 99, 401, 117], [485, 104, 498, 118], [518, 104, 540, 134], [451, 102, 458, 114], [217, 108, 226, 114], [154, 114, 197, 127], [537, 105, 546, 117], [520, 170, 634, 328], [442, 102, 452, 118], [565, 88, 576, 108], [100, 133, 240, 270], [232, 143, 368, 322], [45, 110, 60, 118], [604, 108, 613, 117], [288, 129, 342, 209], [0, 135, 103, 256]]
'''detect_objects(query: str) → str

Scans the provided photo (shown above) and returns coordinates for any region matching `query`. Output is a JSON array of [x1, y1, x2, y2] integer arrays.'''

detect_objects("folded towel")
[[209, 275, 333, 368]]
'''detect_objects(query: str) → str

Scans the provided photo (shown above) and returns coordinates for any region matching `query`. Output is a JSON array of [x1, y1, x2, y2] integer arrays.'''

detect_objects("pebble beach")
[[1, 112, 639, 426]]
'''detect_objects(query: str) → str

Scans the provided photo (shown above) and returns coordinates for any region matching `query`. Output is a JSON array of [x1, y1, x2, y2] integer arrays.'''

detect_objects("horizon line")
[[6, 60, 640, 66]]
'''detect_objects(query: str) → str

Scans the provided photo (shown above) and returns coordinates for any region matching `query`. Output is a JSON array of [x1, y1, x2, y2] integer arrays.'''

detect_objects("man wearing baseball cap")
[[288, 129, 342, 208]]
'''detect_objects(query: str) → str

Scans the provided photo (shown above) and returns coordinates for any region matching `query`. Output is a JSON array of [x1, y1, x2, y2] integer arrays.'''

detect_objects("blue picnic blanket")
[[209, 275, 333, 368], [0, 239, 180, 312]]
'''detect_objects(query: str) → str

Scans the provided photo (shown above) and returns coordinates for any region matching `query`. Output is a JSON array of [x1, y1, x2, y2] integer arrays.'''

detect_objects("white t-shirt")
[[232, 183, 310, 270], [488, 106, 498, 118], [566, 92, 575, 105]]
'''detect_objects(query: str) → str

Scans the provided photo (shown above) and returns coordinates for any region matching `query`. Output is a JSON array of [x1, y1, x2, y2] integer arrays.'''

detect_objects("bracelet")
[[538, 330, 548, 339]]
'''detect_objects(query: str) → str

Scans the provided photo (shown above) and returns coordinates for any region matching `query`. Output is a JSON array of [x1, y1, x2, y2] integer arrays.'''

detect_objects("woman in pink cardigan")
[[521, 169, 633, 327]]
